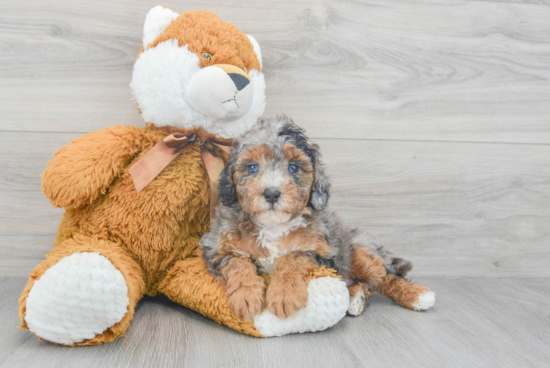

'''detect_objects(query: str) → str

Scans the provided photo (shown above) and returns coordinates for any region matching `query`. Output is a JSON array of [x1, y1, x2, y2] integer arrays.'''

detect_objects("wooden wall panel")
[[1, 132, 548, 277], [1, 0, 549, 143]]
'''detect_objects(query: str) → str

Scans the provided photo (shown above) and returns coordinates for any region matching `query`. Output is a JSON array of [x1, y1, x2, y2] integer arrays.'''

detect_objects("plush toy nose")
[[212, 64, 251, 91], [263, 188, 281, 204], [228, 73, 250, 91]]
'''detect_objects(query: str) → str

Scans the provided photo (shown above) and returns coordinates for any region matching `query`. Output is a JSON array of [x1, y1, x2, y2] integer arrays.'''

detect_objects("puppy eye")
[[201, 52, 212, 60], [248, 164, 259, 174], [288, 164, 299, 174]]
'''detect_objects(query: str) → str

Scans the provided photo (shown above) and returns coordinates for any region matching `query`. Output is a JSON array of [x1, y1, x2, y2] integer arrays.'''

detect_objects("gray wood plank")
[[318, 137, 550, 279], [474, 0, 550, 5], [1, 131, 549, 278], [1, 277, 549, 368], [1, 0, 549, 143]]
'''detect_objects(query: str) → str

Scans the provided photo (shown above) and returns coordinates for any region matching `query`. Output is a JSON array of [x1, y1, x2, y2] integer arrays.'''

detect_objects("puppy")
[[200, 116, 435, 321]]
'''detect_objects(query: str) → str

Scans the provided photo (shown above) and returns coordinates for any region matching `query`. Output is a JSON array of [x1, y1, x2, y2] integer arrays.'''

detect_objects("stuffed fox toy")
[[18, 6, 350, 345]]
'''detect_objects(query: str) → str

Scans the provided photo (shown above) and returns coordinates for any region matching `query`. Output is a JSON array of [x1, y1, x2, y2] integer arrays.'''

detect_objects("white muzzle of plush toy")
[[185, 64, 254, 120]]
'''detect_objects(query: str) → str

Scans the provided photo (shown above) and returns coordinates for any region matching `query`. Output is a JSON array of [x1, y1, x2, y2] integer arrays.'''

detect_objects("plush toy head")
[[130, 6, 266, 138]]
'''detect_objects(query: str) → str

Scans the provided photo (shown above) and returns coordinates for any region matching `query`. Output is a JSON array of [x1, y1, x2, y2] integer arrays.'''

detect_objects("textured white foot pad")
[[24, 252, 130, 345], [253, 276, 349, 337], [412, 291, 436, 311]]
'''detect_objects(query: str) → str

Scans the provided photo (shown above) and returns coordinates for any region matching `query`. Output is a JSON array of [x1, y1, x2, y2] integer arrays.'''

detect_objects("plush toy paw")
[[23, 252, 130, 345], [254, 275, 349, 337], [266, 273, 309, 319], [226, 284, 266, 322]]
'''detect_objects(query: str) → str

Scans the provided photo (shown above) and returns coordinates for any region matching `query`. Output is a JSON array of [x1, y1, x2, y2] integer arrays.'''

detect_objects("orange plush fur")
[[19, 12, 267, 344], [149, 11, 261, 73]]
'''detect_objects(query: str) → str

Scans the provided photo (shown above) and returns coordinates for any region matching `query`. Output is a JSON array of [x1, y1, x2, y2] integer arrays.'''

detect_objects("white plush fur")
[[247, 35, 263, 69], [254, 276, 349, 337], [24, 252, 129, 345], [412, 291, 436, 311], [142, 6, 179, 48], [185, 65, 254, 120]]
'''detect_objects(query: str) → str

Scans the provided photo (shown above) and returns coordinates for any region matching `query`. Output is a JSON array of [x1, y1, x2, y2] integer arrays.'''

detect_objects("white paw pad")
[[347, 289, 367, 316], [412, 291, 436, 311], [24, 252, 129, 345], [253, 276, 349, 337]]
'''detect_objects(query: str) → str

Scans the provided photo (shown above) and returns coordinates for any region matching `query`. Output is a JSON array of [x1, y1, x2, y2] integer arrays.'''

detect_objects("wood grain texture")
[[318, 137, 550, 278], [1, 131, 549, 278], [2, 277, 550, 367], [475, 0, 550, 4], [0, 0, 549, 143]]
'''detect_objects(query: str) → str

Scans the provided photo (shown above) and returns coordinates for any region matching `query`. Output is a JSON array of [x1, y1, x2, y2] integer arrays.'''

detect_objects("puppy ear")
[[278, 119, 331, 211], [218, 149, 239, 207], [309, 152, 331, 211]]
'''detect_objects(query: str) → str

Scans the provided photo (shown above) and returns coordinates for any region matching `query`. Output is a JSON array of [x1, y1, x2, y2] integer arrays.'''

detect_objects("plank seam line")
[[312, 137, 550, 146], [1, 130, 549, 147]]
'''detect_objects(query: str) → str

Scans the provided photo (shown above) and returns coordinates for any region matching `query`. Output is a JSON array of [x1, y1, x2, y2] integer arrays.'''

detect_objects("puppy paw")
[[412, 290, 436, 311], [226, 284, 266, 321], [391, 258, 413, 278], [267, 274, 309, 319], [401, 284, 436, 311], [347, 283, 370, 316]]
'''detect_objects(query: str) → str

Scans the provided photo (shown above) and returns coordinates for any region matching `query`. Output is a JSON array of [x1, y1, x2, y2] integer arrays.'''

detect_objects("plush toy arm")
[[42, 125, 144, 208]]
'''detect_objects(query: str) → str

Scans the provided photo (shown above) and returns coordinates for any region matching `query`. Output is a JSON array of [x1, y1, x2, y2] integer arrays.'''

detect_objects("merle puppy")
[[200, 116, 435, 320]]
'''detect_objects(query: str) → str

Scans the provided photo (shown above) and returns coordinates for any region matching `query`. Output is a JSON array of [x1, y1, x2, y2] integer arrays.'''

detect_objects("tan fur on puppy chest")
[[214, 216, 332, 275]]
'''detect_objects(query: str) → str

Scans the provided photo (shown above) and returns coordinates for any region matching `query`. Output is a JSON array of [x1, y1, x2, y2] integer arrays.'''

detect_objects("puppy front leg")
[[220, 256, 266, 321], [267, 253, 319, 319]]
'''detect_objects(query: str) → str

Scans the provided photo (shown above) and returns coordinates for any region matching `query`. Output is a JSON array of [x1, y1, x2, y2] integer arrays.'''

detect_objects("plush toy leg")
[[158, 257, 350, 338], [158, 256, 263, 337], [377, 275, 436, 311], [19, 235, 145, 345]]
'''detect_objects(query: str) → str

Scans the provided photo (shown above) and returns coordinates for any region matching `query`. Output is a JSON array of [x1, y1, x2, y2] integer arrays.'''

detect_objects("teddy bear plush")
[[18, 6, 350, 345]]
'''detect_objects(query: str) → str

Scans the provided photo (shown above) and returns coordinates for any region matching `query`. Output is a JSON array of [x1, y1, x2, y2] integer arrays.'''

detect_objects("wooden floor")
[[1, 277, 549, 368], [1, 0, 549, 367]]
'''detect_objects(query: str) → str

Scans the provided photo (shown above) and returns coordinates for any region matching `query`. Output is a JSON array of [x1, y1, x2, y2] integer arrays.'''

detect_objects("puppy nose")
[[263, 188, 281, 204], [228, 73, 250, 91]]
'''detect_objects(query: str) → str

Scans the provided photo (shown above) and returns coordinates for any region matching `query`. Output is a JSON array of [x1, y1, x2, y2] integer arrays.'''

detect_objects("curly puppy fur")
[[200, 116, 433, 320]]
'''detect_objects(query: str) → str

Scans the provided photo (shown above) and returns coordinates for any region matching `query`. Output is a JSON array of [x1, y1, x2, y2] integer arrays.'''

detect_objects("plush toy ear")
[[142, 6, 180, 49], [246, 35, 263, 69]]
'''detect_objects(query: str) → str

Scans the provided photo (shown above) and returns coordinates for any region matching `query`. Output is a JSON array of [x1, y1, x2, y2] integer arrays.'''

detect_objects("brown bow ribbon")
[[129, 133, 232, 221]]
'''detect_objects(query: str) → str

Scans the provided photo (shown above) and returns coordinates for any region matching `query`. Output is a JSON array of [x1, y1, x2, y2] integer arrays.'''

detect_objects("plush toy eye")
[[288, 164, 299, 174], [201, 52, 212, 60], [248, 164, 259, 174]]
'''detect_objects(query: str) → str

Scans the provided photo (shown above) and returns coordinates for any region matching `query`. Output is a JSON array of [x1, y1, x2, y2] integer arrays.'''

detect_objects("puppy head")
[[219, 116, 331, 225]]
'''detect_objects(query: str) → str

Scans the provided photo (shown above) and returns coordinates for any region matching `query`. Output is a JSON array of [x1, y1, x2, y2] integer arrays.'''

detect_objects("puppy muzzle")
[[263, 187, 281, 205]]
